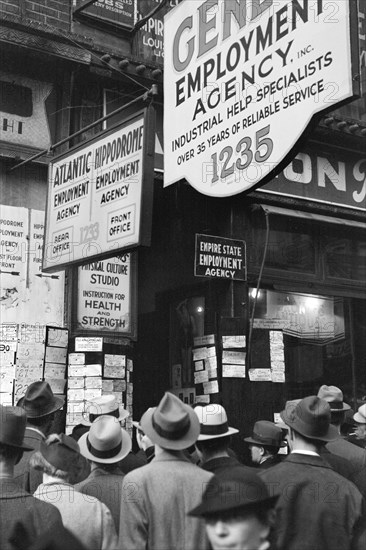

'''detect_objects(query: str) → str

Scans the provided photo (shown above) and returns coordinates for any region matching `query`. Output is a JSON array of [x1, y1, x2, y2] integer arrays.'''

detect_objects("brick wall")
[[0, 0, 72, 32]]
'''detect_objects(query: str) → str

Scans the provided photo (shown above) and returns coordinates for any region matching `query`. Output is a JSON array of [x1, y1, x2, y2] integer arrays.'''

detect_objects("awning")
[[261, 205, 366, 230]]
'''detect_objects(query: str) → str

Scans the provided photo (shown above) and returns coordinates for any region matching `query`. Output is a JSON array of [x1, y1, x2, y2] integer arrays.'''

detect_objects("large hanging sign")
[[164, 0, 359, 197], [43, 108, 154, 272]]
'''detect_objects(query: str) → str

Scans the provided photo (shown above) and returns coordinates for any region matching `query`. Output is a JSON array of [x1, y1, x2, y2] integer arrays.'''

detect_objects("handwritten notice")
[[127, 382, 133, 394], [104, 365, 125, 378], [46, 378, 66, 394], [222, 351, 246, 365], [222, 364, 246, 378], [68, 365, 86, 377], [113, 379, 126, 392], [16, 364, 43, 380], [68, 377, 84, 389], [67, 401, 84, 413], [85, 377, 102, 389], [194, 370, 209, 384], [68, 353, 85, 365], [195, 395, 210, 404], [17, 342, 44, 362], [75, 337, 103, 352], [172, 364, 182, 388], [205, 356, 217, 369], [0, 364, 16, 378], [193, 346, 216, 361], [222, 335, 246, 349], [194, 360, 204, 372], [0, 393, 13, 405], [207, 365, 217, 379], [203, 380, 219, 395], [102, 379, 113, 392], [105, 354, 126, 367], [0, 376, 14, 394], [248, 369, 272, 382], [127, 359, 133, 371], [194, 334, 215, 347], [45, 346, 67, 364], [85, 364, 102, 377], [44, 364, 66, 379], [85, 388, 102, 401], [271, 371, 286, 383], [47, 328, 68, 348], [15, 377, 42, 401], [68, 389, 85, 401]]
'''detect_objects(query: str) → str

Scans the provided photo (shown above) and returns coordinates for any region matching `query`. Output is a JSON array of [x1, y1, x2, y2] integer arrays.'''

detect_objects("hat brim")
[[189, 493, 279, 517], [280, 409, 339, 442], [0, 437, 34, 452], [141, 406, 200, 450], [329, 403, 351, 412], [80, 406, 129, 426], [17, 395, 65, 418], [197, 426, 239, 441], [353, 412, 366, 424], [244, 436, 286, 448], [78, 428, 132, 464]]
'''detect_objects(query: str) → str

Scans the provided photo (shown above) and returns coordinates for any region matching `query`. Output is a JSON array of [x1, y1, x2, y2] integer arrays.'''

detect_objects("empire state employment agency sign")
[[43, 110, 154, 272], [164, 0, 358, 197], [195, 234, 246, 280]]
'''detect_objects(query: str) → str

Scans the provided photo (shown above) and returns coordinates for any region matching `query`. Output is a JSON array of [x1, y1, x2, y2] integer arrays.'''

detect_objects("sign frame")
[[43, 105, 155, 272], [163, 0, 360, 197], [194, 234, 247, 281]]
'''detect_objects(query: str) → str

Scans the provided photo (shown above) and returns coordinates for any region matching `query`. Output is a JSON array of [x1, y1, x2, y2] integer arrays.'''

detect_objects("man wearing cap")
[[194, 404, 250, 474], [260, 395, 363, 550], [317, 385, 366, 496], [0, 405, 69, 550], [75, 415, 132, 534], [14, 380, 64, 493], [244, 420, 286, 469], [119, 392, 213, 550], [188, 468, 279, 550]]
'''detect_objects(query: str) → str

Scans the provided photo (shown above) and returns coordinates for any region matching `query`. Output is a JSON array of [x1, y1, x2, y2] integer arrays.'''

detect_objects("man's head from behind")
[[0, 405, 33, 467], [17, 381, 64, 436]]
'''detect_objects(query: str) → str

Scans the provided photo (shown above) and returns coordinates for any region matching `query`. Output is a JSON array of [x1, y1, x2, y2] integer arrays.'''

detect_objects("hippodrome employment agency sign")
[[43, 111, 152, 271], [164, 0, 358, 197], [195, 234, 246, 280]]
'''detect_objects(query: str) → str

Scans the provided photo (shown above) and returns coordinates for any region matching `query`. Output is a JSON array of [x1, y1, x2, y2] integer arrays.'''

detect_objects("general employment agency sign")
[[164, 0, 359, 197], [43, 110, 154, 271]]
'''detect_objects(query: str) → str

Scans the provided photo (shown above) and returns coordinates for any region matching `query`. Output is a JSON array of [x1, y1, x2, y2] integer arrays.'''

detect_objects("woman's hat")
[[79, 415, 132, 464], [194, 404, 239, 440], [280, 395, 339, 442], [141, 392, 200, 450], [81, 395, 129, 426], [189, 468, 279, 517], [0, 405, 33, 451], [244, 420, 286, 447], [317, 385, 351, 412], [40, 434, 80, 472], [17, 381, 64, 418], [353, 403, 366, 424]]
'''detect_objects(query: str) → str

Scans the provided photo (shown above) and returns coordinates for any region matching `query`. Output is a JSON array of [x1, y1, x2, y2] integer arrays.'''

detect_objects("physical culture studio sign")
[[164, 0, 358, 197]]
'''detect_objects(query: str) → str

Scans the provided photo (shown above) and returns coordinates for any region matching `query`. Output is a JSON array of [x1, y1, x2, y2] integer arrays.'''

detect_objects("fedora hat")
[[0, 405, 33, 451], [280, 395, 338, 442], [353, 403, 366, 424], [195, 404, 239, 440], [40, 433, 80, 472], [317, 385, 350, 412], [81, 395, 129, 426], [79, 415, 132, 464], [244, 420, 286, 448], [189, 468, 279, 517], [17, 381, 64, 418], [141, 392, 200, 450]]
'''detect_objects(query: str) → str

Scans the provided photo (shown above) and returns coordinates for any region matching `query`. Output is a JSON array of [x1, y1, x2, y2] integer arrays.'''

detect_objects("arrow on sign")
[[35, 273, 59, 280], [0, 270, 20, 275]]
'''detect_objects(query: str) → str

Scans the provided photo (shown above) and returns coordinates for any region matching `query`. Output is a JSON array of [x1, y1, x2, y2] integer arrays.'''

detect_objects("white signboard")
[[44, 113, 146, 271], [164, 0, 356, 196], [77, 254, 133, 333]]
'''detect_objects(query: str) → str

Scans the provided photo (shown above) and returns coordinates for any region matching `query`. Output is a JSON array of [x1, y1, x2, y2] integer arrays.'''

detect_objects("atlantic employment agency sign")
[[43, 112, 147, 271], [164, 0, 357, 197]]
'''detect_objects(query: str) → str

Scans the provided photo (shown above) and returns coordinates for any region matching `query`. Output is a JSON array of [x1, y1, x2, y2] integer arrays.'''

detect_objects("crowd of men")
[[0, 380, 366, 549]]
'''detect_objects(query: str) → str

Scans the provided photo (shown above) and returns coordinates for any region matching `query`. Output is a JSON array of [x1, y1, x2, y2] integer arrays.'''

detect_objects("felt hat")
[[132, 408, 154, 433], [189, 468, 279, 517], [317, 385, 351, 412], [195, 404, 239, 440], [17, 381, 64, 418], [244, 420, 286, 447], [0, 405, 33, 451], [40, 433, 80, 472], [81, 395, 129, 426], [79, 415, 132, 464], [353, 403, 366, 424], [280, 395, 338, 442], [141, 392, 200, 450]]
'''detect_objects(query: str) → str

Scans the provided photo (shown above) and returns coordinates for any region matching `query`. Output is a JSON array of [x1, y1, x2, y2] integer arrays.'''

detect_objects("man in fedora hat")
[[75, 415, 132, 534], [119, 392, 213, 550], [349, 404, 366, 449], [194, 404, 251, 474], [317, 385, 366, 496], [188, 468, 279, 550], [260, 395, 363, 550], [244, 420, 286, 469], [14, 380, 64, 493], [0, 405, 67, 550]]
